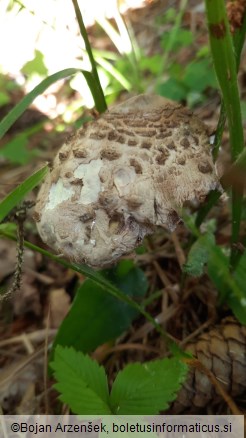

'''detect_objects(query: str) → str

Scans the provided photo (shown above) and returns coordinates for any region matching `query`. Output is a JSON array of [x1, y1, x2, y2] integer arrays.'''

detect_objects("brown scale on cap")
[[34, 94, 221, 268]]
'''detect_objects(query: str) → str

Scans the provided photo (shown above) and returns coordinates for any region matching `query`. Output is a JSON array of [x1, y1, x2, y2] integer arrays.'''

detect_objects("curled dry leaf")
[[172, 317, 246, 413], [34, 95, 220, 267]]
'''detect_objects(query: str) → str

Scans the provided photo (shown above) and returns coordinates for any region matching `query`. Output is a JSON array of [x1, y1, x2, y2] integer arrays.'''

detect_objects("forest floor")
[[0, 0, 246, 416]]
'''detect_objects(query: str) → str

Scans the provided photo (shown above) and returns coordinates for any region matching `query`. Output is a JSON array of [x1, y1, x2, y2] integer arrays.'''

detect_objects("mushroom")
[[34, 95, 221, 268]]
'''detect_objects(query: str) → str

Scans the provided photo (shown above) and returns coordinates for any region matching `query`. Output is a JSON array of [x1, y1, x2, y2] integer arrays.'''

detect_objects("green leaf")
[[0, 165, 48, 223], [157, 78, 188, 101], [183, 232, 215, 277], [229, 251, 246, 323], [156, 8, 176, 25], [139, 55, 162, 75], [161, 29, 193, 52], [227, 294, 246, 324], [183, 60, 217, 92], [21, 50, 48, 77], [51, 346, 111, 414], [186, 91, 204, 108], [0, 223, 17, 234], [110, 357, 188, 414], [207, 246, 246, 324], [0, 134, 38, 164], [241, 101, 246, 122], [95, 55, 131, 90], [52, 260, 148, 354], [0, 91, 10, 107]]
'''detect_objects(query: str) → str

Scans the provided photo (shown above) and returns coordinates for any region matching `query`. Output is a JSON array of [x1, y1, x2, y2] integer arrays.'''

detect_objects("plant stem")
[[212, 12, 246, 161], [0, 229, 172, 343], [71, 0, 107, 113], [195, 12, 246, 228], [158, 0, 188, 80], [205, 0, 245, 268]]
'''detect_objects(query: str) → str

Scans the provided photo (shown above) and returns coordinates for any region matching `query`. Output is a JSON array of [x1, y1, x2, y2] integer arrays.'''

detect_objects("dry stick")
[[0, 330, 57, 348], [171, 231, 186, 267], [0, 345, 46, 390], [179, 318, 215, 348], [152, 260, 171, 288], [129, 306, 179, 342], [93, 343, 160, 363]]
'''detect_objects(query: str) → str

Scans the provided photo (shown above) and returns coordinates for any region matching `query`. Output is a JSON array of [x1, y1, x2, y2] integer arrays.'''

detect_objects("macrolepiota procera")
[[34, 95, 221, 268]]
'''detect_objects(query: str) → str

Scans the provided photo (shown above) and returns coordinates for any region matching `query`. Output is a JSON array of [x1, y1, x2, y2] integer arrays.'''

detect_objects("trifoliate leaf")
[[51, 346, 111, 414], [109, 357, 188, 414]]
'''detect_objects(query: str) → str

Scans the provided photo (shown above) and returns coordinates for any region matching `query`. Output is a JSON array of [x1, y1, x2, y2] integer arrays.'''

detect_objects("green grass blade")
[[0, 69, 80, 139], [0, 165, 48, 222], [205, 2, 244, 160], [0, 228, 167, 339], [233, 12, 246, 70], [94, 55, 131, 90], [82, 70, 107, 113], [0, 68, 107, 139], [96, 16, 124, 54], [212, 13, 246, 161], [96, 13, 141, 92], [205, 1, 245, 267], [198, 6, 246, 217], [158, 0, 188, 77], [71, 0, 107, 113]]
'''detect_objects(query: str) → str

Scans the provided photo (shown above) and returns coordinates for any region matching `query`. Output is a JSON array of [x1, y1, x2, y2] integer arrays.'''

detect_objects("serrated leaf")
[[0, 165, 48, 223], [183, 232, 215, 277], [52, 260, 148, 354], [109, 358, 188, 414], [51, 346, 111, 414]]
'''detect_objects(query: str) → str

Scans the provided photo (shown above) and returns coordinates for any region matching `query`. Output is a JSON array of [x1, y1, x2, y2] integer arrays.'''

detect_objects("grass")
[[0, 0, 245, 415], [205, 0, 245, 268]]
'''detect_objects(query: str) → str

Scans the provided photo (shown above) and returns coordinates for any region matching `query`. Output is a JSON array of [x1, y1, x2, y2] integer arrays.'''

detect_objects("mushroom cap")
[[34, 95, 221, 267]]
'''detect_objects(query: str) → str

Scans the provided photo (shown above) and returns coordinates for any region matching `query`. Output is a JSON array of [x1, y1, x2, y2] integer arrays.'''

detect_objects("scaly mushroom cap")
[[34, 95, 220, 267]]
